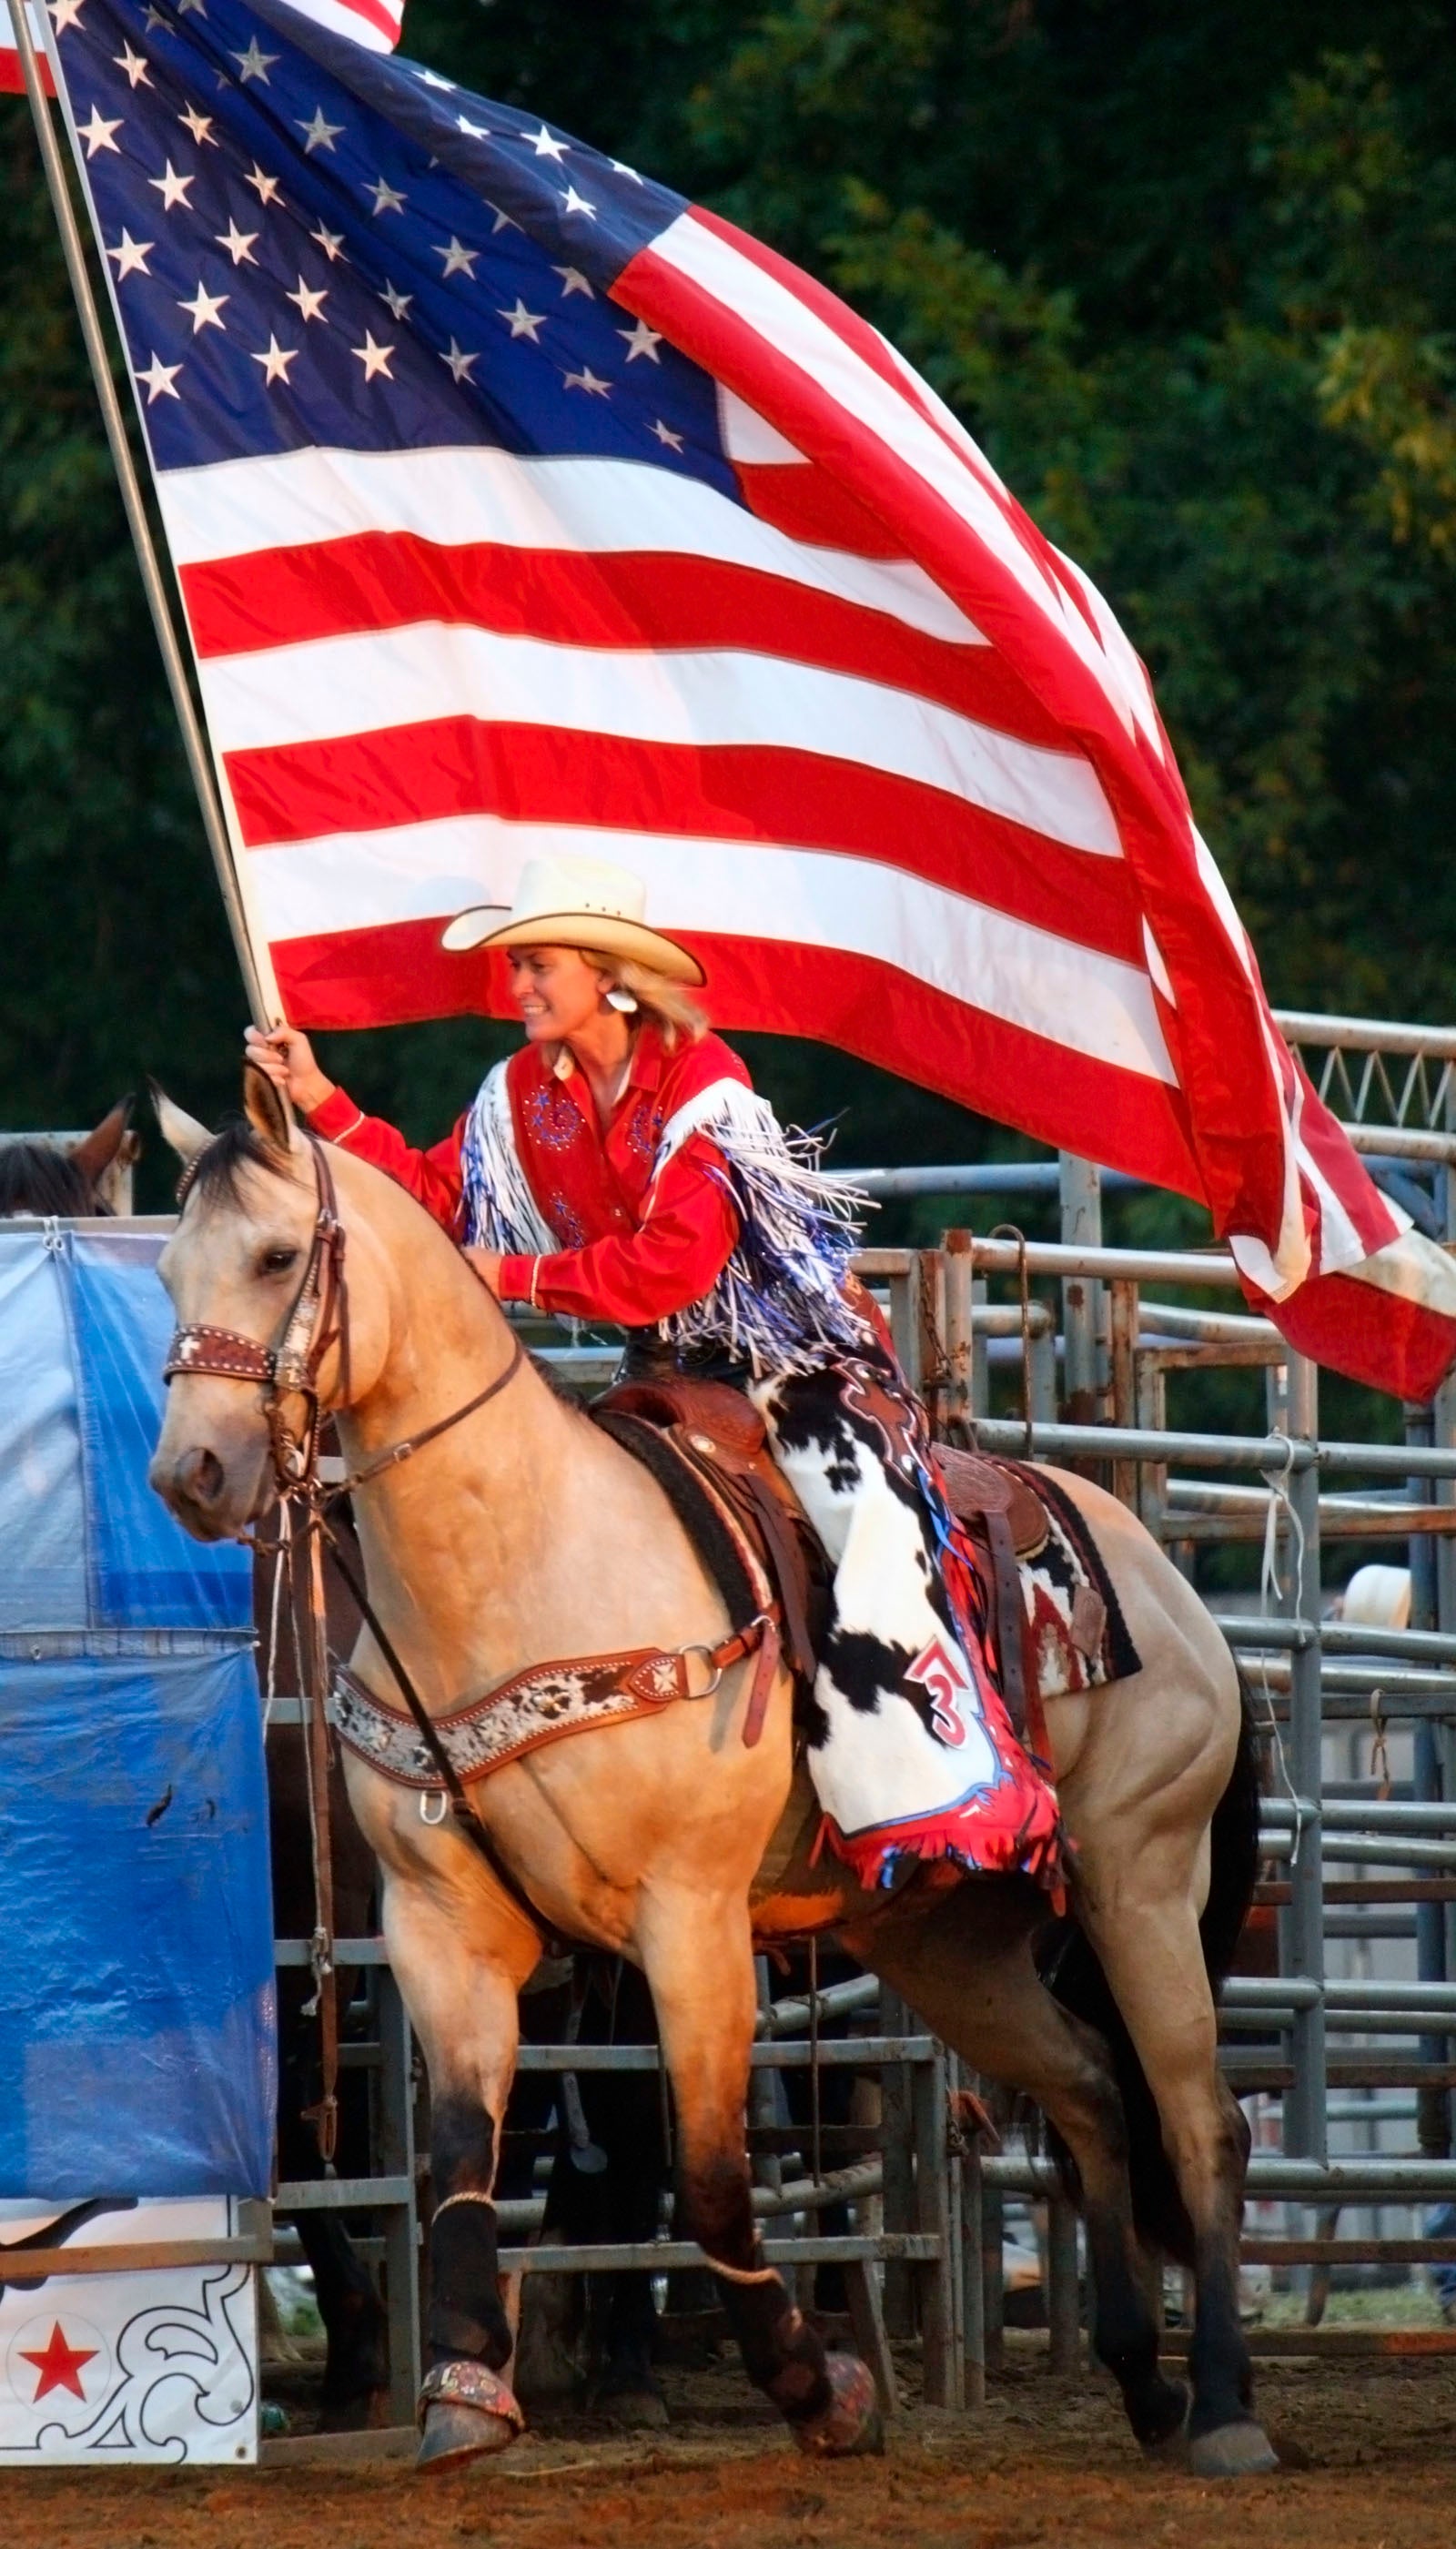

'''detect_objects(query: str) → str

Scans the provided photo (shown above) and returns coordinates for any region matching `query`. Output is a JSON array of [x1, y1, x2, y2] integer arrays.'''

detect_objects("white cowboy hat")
[[441, 855, 705, 986]]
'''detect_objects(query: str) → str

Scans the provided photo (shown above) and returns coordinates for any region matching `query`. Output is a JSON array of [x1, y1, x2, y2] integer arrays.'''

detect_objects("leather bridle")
[[161, 1125, 542, 2084], [163, 1128, 523, 1500]]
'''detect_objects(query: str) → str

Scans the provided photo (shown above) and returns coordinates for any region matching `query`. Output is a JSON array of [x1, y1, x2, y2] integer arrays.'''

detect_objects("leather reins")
[[162, 1128, 542, 2148]]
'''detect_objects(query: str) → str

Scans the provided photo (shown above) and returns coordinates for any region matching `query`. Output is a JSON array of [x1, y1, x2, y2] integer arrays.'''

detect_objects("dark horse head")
[[0, 1097, 138, 1217]]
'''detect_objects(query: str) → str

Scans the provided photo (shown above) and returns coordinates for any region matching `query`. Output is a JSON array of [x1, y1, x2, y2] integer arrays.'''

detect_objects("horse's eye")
[[259, 1246, 299, 1278]]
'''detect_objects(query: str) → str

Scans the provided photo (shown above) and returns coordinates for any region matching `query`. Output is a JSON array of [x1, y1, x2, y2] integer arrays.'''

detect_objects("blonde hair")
[[581, 949, 708, 1048]]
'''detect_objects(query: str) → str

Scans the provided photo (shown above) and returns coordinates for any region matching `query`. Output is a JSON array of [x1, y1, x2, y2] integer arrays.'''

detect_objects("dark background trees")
[[5, 1, 1456, 1210]]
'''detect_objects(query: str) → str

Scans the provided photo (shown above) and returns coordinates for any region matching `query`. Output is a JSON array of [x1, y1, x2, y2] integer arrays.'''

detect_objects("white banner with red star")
[[0, 2200, 258, 2463]]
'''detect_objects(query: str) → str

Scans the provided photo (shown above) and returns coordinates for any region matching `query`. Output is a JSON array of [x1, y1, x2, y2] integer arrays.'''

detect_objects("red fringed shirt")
[[306, 1026, 746, 1327]]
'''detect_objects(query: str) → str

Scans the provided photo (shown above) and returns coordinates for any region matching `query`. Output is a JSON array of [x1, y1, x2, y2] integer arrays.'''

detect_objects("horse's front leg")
[[639, 1888, 882, 2457], [378, 1845, 542, 2472]]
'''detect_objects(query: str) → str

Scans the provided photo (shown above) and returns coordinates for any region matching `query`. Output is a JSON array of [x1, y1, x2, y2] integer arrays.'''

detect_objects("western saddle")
[[592, 1374, 1052, 1750]]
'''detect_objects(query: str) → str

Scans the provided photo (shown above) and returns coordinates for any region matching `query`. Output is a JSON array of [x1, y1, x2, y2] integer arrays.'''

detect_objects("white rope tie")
[[1259, 1427, 1306, 1863]]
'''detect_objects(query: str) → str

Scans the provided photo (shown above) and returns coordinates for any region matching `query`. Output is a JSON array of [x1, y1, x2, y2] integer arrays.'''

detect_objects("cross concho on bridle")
[[162, 1128, 350, 1497]]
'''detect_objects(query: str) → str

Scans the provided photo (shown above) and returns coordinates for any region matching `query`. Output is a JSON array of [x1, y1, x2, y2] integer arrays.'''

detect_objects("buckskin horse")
[[147, 1067, 1272, 2479]]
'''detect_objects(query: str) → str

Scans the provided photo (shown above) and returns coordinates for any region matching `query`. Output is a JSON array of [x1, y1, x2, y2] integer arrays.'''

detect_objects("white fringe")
[[654, 1080, 871, 1375], [460, 1061, 557, 1256], [460, 1065, 872, 1376]]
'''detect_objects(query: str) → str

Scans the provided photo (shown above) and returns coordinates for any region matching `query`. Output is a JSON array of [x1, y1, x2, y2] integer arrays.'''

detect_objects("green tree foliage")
[[4, 2, 1456, 1192]]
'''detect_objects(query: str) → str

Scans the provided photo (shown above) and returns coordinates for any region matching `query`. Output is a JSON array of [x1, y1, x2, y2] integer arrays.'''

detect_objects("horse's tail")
[[1036, 1659, 1262, 2265]]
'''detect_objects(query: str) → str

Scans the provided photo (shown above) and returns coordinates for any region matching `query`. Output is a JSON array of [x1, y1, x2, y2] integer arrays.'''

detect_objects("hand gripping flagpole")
[[5, 0, 278, 1027]]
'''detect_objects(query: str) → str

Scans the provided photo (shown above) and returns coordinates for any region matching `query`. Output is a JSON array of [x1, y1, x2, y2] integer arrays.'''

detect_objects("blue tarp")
[[0, 1227, 274, 2197]]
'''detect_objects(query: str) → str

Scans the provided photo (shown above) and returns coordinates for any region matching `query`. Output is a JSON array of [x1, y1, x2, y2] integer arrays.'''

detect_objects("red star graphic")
[[18, 2321, 98, 2402]]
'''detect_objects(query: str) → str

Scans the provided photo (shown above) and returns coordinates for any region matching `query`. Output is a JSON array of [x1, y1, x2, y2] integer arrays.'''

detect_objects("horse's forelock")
[[181, 1117, 299, 1216]]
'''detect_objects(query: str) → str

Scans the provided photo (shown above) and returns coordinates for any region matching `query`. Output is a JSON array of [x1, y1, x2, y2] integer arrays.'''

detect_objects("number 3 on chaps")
[[907, 1636, 976, 1747]]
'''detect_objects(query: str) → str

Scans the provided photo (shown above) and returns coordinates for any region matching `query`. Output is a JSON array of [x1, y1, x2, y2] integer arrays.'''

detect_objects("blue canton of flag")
[[52, 0, 732, 485]]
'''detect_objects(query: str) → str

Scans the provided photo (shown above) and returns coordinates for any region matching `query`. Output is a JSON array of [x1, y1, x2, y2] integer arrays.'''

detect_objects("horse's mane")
[[0, 1138, 106, 1218]]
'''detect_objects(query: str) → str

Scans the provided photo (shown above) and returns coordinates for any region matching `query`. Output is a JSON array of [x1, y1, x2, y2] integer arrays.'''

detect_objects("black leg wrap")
[[1187, 2250, 1256, 2440], [428, 2199, 513, 2370], [427, 2099, 512, 2373]]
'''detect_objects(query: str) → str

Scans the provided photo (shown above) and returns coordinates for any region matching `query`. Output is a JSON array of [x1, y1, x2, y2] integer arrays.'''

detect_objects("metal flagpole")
[[5, 0, 277, 1027]]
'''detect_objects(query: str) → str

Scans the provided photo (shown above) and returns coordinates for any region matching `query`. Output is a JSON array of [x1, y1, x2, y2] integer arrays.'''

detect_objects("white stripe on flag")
[[156, 446, 988, 648], [200, 622, 1120, 855], [248, 817, 1178, 1083]]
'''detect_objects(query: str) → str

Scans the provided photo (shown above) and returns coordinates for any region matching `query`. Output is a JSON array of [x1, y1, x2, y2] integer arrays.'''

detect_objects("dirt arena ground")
[[5, 2345, 1455, 2549]]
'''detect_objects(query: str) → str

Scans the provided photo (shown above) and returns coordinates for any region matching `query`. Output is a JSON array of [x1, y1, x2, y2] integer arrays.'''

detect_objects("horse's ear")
[[69, 1094, 136, 1189], [244, 1057, 295, 1154], [149, 1081, 210, 1168]]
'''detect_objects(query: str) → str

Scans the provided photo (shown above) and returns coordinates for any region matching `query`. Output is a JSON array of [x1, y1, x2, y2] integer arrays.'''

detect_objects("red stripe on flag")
[[272, 919, 1201, 1194], [1243, 1266, 1456, 1406], [225, 719, 1145, 964], [1, 44, 54, 93], [733, 460, 909, 561], [179, 532, 1069, 744]]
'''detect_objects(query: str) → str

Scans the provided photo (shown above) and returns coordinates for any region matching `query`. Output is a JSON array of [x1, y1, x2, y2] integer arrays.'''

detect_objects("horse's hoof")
[[1188, 2420, 1279, 2479], [791, 2353, 883, 2458], [416, 2362, 524, 2473]]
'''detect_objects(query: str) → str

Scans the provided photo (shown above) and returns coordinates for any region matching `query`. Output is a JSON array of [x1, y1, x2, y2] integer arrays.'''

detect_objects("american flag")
[[41, 0, 1456, 1398], [4, 0, 397, 97]]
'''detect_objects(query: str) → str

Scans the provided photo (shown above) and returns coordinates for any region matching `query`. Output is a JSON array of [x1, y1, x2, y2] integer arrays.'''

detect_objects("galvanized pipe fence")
[[60, 1006, 1456, 2414]]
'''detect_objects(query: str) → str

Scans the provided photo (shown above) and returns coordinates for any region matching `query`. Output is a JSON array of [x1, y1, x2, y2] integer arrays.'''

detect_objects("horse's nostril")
[[177, 1445, 226, 1510]]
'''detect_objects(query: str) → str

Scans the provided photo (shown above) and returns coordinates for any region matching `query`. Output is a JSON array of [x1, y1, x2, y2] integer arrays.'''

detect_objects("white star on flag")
[[611, 160, 644, 182], [364, 177, 406, 216], [309, 222, 348, 263], [48, 0, 86, 31], [560, 186, 596, 220], [433, 237, 479, 278], [285, 276, 328, 322], [231, 36, 276, 81], [251, 335, 299, 386], [379, 280, 412, 319], [440, 339, 479, 383], [563, 364, 610, 397], [297, 107, 343, 153], [498, 298, 545, 341], [177, 104, 216, 146], [618, 319, 662, 363], [457, 116, 489, 139], [552, 264, 592, 298], [648, 418, 684, 450], [147, 159, 195, 211], [524, 122, 567, 160], [215, 221, 259, 267], [136, 349, 182, 402], [242, 163, 281, 205], [112, 42, 150, 86], [78, 106, 122, 157], [177, 280, 228, 333], [105, 228, 153, 278], [351, 332, 395, 380]]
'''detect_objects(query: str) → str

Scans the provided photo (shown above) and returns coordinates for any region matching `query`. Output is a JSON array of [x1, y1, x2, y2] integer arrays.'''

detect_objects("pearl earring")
[[606, 986, 639, 1013]]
